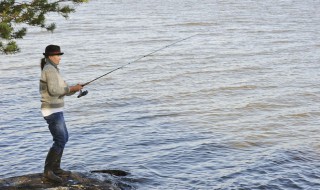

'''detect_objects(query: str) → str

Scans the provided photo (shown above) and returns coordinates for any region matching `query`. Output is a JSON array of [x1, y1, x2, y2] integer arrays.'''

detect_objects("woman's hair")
[[40, 57, 48, 70]]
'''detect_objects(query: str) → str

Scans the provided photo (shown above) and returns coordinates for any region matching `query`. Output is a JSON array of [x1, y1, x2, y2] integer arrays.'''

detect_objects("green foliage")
[[0, 0, 88, 54], [0, 40, 19, 54]]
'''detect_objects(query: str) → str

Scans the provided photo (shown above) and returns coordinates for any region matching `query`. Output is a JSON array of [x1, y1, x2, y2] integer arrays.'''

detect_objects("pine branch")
[[0, 0, 89, 54]]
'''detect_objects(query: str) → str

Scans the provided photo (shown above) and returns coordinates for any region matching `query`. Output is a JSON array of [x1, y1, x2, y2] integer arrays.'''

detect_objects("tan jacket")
[[39, 60, 73, 109]]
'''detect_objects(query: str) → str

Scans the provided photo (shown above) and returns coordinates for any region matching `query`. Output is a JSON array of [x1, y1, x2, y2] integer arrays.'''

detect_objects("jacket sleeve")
[[66, 88, 77, 96]]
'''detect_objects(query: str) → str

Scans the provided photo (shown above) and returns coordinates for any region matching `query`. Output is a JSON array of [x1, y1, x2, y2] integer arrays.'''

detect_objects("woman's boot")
[[44, 148, 63, 183], [53, 149, 71, 177]]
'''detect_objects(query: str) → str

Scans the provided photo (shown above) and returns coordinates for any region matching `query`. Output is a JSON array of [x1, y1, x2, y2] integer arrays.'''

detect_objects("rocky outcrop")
[[0, 170, 129, 190]]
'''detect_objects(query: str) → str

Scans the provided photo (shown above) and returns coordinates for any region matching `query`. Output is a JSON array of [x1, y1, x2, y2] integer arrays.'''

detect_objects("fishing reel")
[[77, 90, 88, 98]]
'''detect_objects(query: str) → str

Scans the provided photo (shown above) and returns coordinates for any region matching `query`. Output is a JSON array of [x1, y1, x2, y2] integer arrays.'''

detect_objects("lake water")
[[1, 0, 320, 189]]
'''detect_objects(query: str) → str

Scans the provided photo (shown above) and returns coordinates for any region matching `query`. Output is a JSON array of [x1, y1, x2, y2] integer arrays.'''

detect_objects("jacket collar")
[[46, 59, 59, 70]]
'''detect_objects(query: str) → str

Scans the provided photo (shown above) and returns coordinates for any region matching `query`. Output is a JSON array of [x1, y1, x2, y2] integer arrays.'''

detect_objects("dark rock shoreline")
[[0, 170, 129, 190]]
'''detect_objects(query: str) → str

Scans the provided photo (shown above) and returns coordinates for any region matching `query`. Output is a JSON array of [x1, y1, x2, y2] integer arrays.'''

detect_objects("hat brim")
[[43, 52, 64, 56]]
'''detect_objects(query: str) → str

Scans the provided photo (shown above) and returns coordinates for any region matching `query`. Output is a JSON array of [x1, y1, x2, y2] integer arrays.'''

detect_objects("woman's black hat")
[[43, 45, 64, 56]]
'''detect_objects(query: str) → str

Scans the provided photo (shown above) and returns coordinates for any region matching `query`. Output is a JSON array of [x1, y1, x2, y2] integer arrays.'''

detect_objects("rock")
[[0, 172, 121, 190]]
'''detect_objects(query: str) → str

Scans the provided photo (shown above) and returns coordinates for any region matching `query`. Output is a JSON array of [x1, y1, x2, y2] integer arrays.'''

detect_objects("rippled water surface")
[[1, 0, 320, 189]]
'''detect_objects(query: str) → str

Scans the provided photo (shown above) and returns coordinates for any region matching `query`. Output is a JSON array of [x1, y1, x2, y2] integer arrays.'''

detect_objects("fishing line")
[[78, 33, 198, 98]]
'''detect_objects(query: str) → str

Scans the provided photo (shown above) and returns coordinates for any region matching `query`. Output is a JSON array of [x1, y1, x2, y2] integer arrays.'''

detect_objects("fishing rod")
[[77, 34, 198, 98]]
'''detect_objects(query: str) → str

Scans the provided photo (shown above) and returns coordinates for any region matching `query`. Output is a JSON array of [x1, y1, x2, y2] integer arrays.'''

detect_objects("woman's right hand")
[[70, 84, 83, 92]]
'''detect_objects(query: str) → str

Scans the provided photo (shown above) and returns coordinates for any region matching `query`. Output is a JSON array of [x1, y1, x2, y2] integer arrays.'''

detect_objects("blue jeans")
[[44, 112, 69, 154]]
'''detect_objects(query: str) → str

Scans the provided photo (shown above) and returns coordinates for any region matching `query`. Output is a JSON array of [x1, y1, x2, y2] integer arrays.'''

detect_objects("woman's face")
[[49, 55, 61, 65]]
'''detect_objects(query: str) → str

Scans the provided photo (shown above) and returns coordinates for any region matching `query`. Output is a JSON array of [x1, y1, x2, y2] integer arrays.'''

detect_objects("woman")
[[40, 44, 83, 182]]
